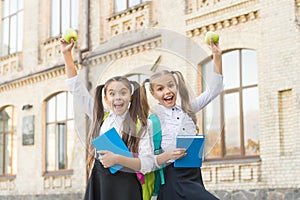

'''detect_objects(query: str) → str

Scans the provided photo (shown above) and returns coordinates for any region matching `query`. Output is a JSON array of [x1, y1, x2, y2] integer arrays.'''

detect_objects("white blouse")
[[153, 72, 224, 152], [65, 75, 155, 174]]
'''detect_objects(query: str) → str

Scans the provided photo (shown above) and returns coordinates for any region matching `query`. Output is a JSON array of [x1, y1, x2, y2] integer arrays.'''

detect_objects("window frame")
[[114, 0, 151, 13], [44, 91, 74, 174], [1, 0, 23, 57], [202, 49, 260, 161], [50, 0, 78, 38], [125, 73, 149, 84], [0, 105, 16, 176]]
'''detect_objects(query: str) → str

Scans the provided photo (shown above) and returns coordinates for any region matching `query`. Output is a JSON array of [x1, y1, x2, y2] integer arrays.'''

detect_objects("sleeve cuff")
[[154, 155, 160, 169], [139, 155, 155, 174]]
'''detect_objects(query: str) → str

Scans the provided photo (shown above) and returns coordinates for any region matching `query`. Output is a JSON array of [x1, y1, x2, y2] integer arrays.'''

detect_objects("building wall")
[[0, 0, 299, 199], [258, 0, 300, 189]]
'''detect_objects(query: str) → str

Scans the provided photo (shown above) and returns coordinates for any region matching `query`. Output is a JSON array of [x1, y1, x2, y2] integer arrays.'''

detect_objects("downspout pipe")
[[78, 0, 90, 66], [76, 0, 91, 183]]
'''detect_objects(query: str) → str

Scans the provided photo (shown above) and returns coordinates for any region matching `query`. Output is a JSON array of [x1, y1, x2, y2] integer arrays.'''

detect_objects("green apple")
[[62, 28, 78, 43], [205, 31, 219, 45]]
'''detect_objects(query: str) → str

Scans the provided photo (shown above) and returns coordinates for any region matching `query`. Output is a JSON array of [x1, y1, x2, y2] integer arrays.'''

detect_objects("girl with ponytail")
[[147, 38, 224, 200], [61, 38, 154, 200]]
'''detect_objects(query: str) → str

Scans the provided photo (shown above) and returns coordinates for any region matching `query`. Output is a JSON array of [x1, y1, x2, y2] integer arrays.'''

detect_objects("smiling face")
[[104, 81, 131, 115], [150, 73, 178, 108]]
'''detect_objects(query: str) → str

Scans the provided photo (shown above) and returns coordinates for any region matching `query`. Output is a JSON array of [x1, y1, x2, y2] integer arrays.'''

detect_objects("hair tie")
[[130, 81, 135, 95]]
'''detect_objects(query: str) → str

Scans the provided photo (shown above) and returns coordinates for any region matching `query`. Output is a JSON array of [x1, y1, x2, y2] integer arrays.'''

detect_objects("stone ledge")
[[84, 29, 161, 67], [0, 193, 83, 200], [186, 11, 258, 38], [0, 66, 73, 92], [1, 189, 298, 200], [212, 188, 300, 200], [106, 1, 153, 38]]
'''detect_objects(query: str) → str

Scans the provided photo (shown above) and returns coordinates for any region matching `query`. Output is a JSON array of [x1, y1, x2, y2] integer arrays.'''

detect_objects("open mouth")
[[163, 96, 174, 103], [113, 103, 124, 110]]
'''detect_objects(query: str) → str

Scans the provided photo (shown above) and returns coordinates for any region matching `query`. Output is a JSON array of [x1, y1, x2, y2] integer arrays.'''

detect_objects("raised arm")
[[191, 39, 224, 112], [61, 38, 94, 119], [60, 38, 77, 78], [210, 37, 222, 75]]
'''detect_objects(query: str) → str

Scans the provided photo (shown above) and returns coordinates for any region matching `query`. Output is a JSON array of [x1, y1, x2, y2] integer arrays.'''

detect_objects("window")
[[1, 0, 23, 57], [50, 0, 78, 37], [0, 106, 16, 175], [45, 92, 74, 172], [126, 73, 160, 112], [202, 49, 259, 160], [126, 73, 149, 84], [114, 0, 151, 13]]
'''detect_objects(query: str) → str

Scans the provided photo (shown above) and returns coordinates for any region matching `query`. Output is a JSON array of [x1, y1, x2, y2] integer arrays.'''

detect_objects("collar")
[[107, 110, 128, 119], [156, 104, 182, 116]]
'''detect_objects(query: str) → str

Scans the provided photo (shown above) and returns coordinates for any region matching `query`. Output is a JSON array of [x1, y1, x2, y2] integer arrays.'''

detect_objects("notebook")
[[174, 134, 205, 168], [92, 127, 133, 174]]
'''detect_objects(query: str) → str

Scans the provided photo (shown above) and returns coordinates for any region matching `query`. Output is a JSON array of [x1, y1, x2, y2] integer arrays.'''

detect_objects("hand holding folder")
[[174, 134, 205, 168], [92, 127, 133, 174]]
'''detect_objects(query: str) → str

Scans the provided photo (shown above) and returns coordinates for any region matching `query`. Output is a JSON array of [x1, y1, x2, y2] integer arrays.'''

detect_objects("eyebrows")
[[153, 80, 175, 87], [107, 87, 130, 93]]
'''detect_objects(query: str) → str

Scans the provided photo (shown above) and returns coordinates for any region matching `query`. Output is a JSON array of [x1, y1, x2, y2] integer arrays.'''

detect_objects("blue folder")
[[92, 127, 133, 174], [174, 134, 205, 168]]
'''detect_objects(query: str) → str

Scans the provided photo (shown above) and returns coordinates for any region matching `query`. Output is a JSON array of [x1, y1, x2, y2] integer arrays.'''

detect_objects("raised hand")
[[209, 38, 223, 74], [60, 38, 75, 54], [209, 38, 222, 56]]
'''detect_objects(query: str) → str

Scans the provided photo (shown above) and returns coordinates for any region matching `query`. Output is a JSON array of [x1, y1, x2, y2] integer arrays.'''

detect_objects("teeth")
[[114, 104, 123, 108]]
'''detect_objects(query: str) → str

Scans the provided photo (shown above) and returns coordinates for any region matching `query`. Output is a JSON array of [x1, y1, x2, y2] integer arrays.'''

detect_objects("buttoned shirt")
[[153, 72, 224, 154], [65, 75, 154, 174]]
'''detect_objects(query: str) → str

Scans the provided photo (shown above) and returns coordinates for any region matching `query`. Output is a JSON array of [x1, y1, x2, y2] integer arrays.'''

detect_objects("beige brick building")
[[0, 0, 299, 199]]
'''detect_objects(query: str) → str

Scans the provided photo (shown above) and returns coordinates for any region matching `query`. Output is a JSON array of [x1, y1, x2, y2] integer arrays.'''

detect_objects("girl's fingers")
[[178, 153, 187, 159], [210, 38, 214, 48], [177, 148, 186, 154], [177, 150, 184, 155], [97, 150, 109, 155]]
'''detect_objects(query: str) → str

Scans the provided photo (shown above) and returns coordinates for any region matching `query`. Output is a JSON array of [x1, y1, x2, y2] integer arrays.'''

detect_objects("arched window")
[[45, 91, 74, 172], [202, 49, 259, 160], [0, 105, 16, 175]]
